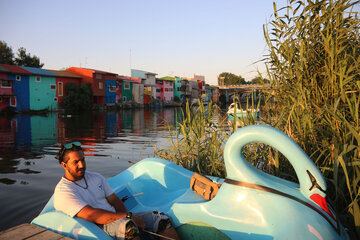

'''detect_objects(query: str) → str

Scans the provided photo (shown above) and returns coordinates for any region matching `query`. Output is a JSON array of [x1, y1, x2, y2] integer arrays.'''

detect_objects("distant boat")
[[226, 102, 259, 125], [32, 125, 349, 240]]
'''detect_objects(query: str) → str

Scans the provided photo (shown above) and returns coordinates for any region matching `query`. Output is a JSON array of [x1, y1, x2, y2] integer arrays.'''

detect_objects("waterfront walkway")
[[0, 224, 72, 240]]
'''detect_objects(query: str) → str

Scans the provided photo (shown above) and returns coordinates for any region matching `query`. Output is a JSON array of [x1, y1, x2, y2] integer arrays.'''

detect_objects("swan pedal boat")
[[32, 125, 350, 240], [227, 103, 260, 121]]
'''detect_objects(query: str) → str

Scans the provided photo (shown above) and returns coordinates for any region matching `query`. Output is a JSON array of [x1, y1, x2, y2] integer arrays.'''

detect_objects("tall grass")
[[262, 0, 360, 236], [154, 101, 228, 177], [154, 0, 359, 236]]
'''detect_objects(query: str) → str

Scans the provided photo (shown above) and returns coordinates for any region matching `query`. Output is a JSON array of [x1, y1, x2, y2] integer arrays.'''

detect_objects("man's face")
[[62, 150, 86, 181]]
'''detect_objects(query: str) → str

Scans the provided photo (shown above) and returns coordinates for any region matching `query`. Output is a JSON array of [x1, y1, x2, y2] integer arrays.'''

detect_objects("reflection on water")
[[0, 108, 185, 231]]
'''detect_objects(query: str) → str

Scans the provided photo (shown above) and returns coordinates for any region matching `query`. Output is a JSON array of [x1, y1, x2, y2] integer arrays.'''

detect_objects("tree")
[[14, 47, 44, 68], [218, 72, 245, 86], [61, 82, 93, 111], [0, 40, 15, 64], [250, 76, 270, 85]]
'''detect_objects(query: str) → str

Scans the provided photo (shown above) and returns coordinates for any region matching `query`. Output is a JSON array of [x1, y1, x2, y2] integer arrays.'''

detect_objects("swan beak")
[[310, 193, 335, 220]]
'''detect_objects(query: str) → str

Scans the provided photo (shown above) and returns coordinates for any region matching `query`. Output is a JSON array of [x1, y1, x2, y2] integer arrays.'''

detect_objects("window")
[[95, 73, 102, 79], [1, 79, 12, 88], [36, 76, 41, 82], [156, 88, 161, 93], [10, 96, 16, 106], [177, 87, 180, 91], [109, 85, 116, 92], [99, 82, 103, 89], [165, 88, 168, 92], [50, 84, 56, 90], [16, 75, 21, 81], [124, 82, 130, 89], [58, 82, 63, 96]]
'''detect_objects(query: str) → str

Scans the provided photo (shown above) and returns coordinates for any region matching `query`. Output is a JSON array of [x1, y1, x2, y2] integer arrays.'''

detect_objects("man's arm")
[[106, 193, 127, 213], [77, 205, 146, 229], [76, 205, 126, 225]]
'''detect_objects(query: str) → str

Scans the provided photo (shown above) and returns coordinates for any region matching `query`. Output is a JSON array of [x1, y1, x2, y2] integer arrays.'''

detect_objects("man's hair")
[[56, 144, 83, 164]]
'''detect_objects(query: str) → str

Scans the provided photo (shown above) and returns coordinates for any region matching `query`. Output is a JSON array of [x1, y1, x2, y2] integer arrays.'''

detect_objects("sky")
[[1, 0, 358, 85]]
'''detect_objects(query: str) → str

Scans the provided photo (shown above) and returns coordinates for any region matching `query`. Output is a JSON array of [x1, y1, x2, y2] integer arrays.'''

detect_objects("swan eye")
[[306, 170, 325, 193]]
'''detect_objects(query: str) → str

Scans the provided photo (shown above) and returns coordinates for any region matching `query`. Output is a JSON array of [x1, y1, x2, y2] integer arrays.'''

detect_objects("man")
[[54, 141, 180, 240]]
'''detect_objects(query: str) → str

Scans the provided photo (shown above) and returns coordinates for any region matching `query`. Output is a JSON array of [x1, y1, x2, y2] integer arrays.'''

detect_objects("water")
[[0, 108, 185, 231]]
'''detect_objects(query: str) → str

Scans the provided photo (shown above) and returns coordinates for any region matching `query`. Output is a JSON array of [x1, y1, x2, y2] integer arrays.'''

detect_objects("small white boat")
[[227, 103, 259, 121]]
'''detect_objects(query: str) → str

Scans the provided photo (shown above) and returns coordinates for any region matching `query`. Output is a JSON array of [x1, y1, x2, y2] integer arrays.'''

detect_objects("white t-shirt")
[[54, 171, 115, 217]]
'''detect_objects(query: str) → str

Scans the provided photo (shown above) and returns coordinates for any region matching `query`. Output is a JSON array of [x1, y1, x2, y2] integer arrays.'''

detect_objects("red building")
[[0, 66, 11, 111], [48, 70, 82, 107], [66, 67, 117, 104]]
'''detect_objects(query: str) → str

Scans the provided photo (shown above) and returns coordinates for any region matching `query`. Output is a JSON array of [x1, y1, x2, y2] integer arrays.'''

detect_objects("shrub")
[[61, 82, 93, 111]]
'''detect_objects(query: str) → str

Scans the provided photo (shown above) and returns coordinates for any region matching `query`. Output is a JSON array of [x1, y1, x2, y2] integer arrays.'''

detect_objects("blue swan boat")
[[32, 125, 349, 239]]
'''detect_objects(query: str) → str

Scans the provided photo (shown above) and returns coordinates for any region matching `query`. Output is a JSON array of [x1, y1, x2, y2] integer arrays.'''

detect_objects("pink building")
[[163, 80, 174, 101], [156, 78, 174, 102], [0, 72, 13, 111], [156, 80, 163, 101]]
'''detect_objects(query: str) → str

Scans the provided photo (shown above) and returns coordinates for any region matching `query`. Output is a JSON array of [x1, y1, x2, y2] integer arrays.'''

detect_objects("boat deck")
[[0, 223, 72, 240]]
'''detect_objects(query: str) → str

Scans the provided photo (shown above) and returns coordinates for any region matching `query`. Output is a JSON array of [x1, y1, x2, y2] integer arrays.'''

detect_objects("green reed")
[[154, 0, 359, 236], [154, 101, 228, 177], [261, 0, 360, 236]]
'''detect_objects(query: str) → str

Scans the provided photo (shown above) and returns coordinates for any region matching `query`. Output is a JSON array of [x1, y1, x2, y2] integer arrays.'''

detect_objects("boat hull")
[[32, 157, 348, 239]]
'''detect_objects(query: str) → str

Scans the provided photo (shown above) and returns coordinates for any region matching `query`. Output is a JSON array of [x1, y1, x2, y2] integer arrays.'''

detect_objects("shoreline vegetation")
[[155, 0, 360, 238]]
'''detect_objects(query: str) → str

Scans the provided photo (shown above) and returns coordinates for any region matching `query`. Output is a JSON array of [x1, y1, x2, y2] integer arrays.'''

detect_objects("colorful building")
[[116, 75, 142, 104], [157, 77, 175, 102], [66, 67, 106, 104], [121, 77, 133, 103], [194, 74, 206, 100], [0, 65, 12, 111], [48, 70, 82, 107], [174, 77, 184, 101], [131, 69, 157, 104], [131, 78, 143, 105], [205, 84, 211, 103], [211, 86, 220, 103], [65, 67, 119, 105], [21, 66, 58, 111], [4, 65, 32, 112]]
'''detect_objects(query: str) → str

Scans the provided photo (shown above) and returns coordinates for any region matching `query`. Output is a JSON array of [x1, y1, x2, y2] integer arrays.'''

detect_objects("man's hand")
[[106, 193, 127, 213], [131, 215, 145, 230]]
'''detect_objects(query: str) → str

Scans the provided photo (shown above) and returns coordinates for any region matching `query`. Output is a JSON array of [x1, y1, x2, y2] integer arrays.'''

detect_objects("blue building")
[[21, 66, 58, 111], [0, 64, 32, 112], [105, 79, 117, 104]]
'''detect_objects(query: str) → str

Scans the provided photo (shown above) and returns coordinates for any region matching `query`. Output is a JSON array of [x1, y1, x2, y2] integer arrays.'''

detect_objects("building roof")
[[158, 76, 175, 81], [117, 75, 142, 84], [0, 65, 10, 73], [85, 68, 118, 76], [47, 69, 82, 78], [131, 69, 157, 79], [20, 66, 57, 77], [0, 64, 32, 74]]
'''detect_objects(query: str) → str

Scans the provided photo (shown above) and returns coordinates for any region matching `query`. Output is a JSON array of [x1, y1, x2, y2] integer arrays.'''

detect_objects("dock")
[[0, 223, 72, 240]]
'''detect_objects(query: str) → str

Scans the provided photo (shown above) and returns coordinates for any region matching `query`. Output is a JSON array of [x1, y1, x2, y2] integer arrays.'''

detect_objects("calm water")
[[0, 108, 189, 231]]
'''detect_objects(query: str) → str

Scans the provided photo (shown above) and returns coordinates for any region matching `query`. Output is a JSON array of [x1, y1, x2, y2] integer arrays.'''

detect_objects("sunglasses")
[[57, 141, 82, 162], [63, 141, 82, 149]]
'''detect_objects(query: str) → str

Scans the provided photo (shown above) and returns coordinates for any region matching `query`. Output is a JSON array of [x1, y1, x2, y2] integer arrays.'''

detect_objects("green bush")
[[61, 82, 93, 111]]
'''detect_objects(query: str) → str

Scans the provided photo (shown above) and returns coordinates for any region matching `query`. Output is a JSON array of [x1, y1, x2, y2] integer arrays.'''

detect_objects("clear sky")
[[1, 0, 356, 85]]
